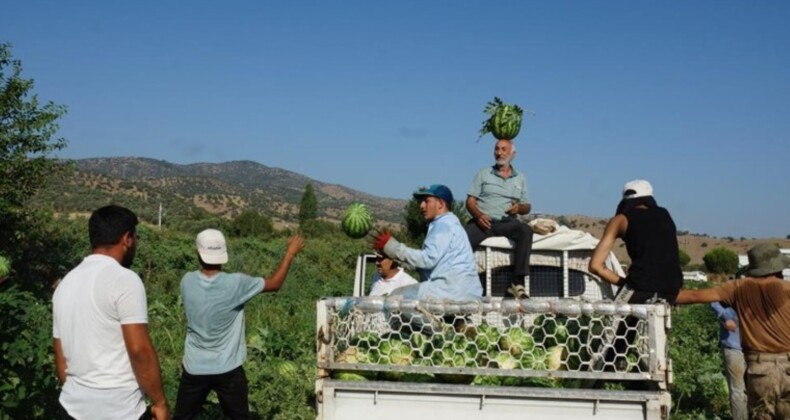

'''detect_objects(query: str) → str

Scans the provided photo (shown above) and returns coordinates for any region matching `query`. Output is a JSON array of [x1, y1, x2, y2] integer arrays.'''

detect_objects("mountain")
[[32, 157, 790, 265], [33, 157, 406, 228]]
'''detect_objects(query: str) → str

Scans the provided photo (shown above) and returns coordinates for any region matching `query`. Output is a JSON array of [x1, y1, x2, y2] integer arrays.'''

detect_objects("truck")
[[315, 223, 673, 419]]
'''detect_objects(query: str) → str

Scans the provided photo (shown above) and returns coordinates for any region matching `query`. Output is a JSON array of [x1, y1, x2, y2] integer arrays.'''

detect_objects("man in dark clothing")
[[589, 179, 683, 304]]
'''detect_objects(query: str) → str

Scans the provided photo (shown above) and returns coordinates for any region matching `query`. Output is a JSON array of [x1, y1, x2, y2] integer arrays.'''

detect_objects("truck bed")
[[317, 379, 669, 420]]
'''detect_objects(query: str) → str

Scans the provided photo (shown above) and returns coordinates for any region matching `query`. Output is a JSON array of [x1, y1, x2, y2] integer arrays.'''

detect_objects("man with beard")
[[465, 139, 533, 298], [53, 205, 169, 419]]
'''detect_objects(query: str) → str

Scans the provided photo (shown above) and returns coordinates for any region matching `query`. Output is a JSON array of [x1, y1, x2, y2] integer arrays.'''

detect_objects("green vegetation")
[[704, 246, 739, 274], [679, 249, 691, 268], [298, 182, 318, 224]]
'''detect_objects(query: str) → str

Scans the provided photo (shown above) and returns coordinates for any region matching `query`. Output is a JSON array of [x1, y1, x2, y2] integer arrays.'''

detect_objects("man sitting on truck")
[[373, 184, 482, 301], [465, 139, 533, 299], [676, 243, 790, 419]]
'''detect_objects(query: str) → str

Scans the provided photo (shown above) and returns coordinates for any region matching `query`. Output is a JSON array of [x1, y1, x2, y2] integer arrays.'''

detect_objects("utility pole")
[[158, 203, 163, 231]]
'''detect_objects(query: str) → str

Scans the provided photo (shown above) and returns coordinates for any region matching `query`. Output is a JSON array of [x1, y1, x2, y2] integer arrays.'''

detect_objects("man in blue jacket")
[[373, 184, 482, 301]]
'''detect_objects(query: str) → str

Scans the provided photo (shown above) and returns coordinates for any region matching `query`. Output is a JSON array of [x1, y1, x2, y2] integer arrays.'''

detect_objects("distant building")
[[737, 249, 790, 280]]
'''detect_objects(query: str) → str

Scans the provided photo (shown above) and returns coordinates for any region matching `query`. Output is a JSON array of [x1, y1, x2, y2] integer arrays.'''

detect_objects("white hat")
[[196, 229, 228, 264], [622, 179, 653, 199]]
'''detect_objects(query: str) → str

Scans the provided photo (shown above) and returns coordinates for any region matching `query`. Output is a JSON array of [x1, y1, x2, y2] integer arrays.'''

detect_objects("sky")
[[2, 1, 789, 238]]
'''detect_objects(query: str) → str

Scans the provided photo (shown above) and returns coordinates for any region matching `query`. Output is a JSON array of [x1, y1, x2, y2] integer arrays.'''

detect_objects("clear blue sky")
[[3, 1, 789, 238]]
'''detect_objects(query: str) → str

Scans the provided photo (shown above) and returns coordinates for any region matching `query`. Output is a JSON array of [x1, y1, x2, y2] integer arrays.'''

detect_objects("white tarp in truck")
[[476, 221, 624, 300]]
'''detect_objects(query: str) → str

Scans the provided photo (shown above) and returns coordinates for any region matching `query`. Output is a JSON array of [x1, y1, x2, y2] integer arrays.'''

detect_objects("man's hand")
[[372, 230, 392, 251], [475, 214, 493, 231], [505, 201, 520, 216], [724, 319, 738, 332], [286, 235, 305, 256], [150, 401, 170, 420]]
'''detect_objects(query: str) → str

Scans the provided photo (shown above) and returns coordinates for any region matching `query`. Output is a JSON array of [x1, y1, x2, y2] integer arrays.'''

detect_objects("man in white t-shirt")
[[52, 205, 169, 420], [173, 229, 304, 419], [369, 254, 418, 296]]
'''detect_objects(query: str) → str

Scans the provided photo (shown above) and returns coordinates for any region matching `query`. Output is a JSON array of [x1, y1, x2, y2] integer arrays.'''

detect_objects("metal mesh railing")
[[316, 297, 670, 387], [475, 248, 616, 301]]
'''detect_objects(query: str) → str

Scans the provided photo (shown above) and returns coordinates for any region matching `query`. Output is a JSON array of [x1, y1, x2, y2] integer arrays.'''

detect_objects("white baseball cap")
[[196, 229, 228, 264], [622, 179, 653, 199]]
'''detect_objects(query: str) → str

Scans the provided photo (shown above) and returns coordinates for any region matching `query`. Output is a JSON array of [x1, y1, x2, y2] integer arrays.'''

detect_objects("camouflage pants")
[[745, 352, 790, 420]]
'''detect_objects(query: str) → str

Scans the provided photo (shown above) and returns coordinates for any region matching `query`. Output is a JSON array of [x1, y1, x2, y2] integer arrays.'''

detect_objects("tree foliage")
[[0, 43, 68, 263], [678, 249, 691, 268], [298, 182, 318, 224], [230, 210, 273, 238], [703, 247, 739, 274]]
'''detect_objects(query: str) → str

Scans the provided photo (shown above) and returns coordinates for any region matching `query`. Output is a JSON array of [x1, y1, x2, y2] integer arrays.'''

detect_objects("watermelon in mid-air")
[[342, 203, 373, 239]]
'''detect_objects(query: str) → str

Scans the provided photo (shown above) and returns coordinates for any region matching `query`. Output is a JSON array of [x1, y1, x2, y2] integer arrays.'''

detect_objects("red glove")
[[372, 230, 392, 251]]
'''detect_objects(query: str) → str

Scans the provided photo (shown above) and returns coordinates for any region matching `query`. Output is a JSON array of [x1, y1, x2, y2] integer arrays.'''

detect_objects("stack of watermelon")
[[478, 97, 524, 141]]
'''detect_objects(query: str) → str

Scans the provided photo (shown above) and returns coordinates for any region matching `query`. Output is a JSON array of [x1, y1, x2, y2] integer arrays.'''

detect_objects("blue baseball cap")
[[413, 184, 454, 207]]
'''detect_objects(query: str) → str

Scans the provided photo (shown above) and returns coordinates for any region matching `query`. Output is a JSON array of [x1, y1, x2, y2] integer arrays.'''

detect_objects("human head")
[[745, 243, 790, 278], [615, 179, 658, 215], [196, 229, 229, 265], [413, 184, 453, 222], [89, 205, 139, 267], [375, 253, 400, 277], [494, 139, 516, 166]]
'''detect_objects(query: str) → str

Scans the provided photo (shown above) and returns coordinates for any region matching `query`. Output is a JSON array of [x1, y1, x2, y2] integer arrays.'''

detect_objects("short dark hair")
[[89, 205, 139, 248]]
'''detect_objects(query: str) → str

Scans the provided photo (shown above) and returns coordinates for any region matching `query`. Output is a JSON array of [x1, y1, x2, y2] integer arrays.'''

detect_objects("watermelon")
[[478, 97, 525, 141], [341, 203, 373, 239], [0, 255, 10, 278], [276, 361, 299, 380]]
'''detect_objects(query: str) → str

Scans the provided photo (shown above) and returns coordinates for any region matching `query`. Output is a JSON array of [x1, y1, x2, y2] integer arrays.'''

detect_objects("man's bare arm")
[[263, 235, 305, 292], [53, 338, 67, 384], [466, 196, 492, 230], [589, 215, 627, 285], [676, 288, 722, 305], [121, 324, 169, 419]]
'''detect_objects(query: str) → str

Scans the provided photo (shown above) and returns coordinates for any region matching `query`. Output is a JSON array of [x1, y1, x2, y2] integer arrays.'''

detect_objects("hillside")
[[33, 157, 406, 229], [33, 157, 790, 265], [556, 214, 790, 266]]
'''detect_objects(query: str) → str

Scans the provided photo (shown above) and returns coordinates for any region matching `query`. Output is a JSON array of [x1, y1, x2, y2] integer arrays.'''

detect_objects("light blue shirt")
[[384, 212, 482, 301], [711, 302, 742, 351], [468, 165, 529, 221], [180, 271, 264, 375]]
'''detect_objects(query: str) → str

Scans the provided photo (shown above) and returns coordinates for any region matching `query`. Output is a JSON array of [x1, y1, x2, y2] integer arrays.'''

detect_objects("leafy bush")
[[670, 282, 730, 419], [0, 287, 60, 417], [679, 249, 691, 268], [703, 247, 739, 274]]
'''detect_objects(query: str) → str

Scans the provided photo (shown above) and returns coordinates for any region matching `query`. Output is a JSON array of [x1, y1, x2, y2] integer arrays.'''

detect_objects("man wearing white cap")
[[589, 179, 683, 304], [173, 229, 304, 419]]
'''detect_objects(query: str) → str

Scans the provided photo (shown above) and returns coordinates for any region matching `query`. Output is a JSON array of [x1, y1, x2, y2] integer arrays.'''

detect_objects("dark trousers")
[[465, 218, 534, 284], [173, 365, 249, 420]]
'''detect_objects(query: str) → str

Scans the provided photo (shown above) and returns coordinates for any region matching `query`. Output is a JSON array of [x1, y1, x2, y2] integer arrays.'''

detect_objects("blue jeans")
[[722, 347, 747, 420]]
